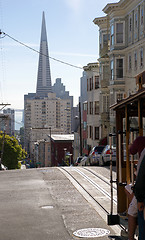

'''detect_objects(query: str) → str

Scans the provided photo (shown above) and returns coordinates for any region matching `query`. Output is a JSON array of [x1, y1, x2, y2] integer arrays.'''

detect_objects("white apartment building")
[[94, 0, 145, 137], [24, 92, 71, 154], [83, 62, 100, 150]]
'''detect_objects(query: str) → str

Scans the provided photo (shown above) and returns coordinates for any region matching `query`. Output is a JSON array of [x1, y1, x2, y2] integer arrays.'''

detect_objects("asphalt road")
[[0, 167, 121, 240]]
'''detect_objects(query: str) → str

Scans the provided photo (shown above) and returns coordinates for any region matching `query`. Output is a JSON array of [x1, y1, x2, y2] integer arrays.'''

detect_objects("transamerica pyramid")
[[36, 12, 52, 97]]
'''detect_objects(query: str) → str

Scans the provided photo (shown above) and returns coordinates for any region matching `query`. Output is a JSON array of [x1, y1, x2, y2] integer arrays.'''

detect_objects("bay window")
[[116, 23, 123, 43], [140, 48, 143, 67], [111, 25, 114, 46], [111, 60, 114, 80], [116, 59, 123, 78]]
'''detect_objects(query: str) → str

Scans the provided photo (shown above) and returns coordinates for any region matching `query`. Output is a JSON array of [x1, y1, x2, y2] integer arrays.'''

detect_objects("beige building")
[[83, 63, 100, 150], [94, 0, 145, 139], [24, 92, 71, 155]]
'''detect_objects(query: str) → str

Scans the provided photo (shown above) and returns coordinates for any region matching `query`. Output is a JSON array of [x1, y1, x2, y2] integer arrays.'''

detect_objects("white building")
[[24, 94, 71, 155], [94, 0, 145, 137], [83, 62, 100, 150]]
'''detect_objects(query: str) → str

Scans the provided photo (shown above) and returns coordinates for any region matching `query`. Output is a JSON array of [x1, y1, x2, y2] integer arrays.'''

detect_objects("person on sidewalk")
[[127, 136, 145, 240]]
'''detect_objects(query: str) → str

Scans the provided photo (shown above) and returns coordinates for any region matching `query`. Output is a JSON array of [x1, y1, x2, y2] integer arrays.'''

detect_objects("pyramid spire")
[[36, 12, 52, 97]]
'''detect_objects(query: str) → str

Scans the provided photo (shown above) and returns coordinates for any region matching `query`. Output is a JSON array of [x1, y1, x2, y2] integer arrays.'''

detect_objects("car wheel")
[[99, 157, 104, 166]]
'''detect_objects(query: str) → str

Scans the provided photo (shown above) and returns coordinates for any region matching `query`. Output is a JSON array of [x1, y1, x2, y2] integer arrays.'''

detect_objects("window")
[[135, 13, 138, 28], [103, 95, 109, 113], [103, 34, 109, 46], [89, 77, 93, 90], [128, 55, 132, 70], [116, 23, 123, 43], [128, 15, 132, 43], [116, 93, 123, 101], [94, 76, 99, 89], [141, 8, 143, 25], [111, 60, 114, 80], [89, 78, 92, 90], [87, 102, 88, 114], [129, 17, 132, 32], [134, 52, 137, 69], [83, 103, 87, 111], [91, 76, 93, 90], [87, 79, 89, 91], [94, 101, 99, 115], [89, 126, 93, 139], [116, 59, 123, 78], [89, 102, 93, 115], [140, 48, 143, 67], [134, 12, 138, 40], [95, 127, 99, 140], [99, 32, 102, 49], [111, 25, 114, 45], [83, 121, 87, 130]]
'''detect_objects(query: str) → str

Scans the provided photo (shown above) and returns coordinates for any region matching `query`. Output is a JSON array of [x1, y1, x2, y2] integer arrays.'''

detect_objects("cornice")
[[93, 16, 108, 27], [103, 0, 142, 16], [83, 62, 99, 71]]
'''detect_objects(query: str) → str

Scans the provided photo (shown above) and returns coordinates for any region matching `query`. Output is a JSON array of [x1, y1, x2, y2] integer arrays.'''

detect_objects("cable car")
[[107, 71, 145, 234]]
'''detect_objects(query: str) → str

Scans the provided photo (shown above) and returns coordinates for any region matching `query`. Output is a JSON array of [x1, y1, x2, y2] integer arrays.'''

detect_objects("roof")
[[110, 88, 145, 111], [51, 134, 74, 141]]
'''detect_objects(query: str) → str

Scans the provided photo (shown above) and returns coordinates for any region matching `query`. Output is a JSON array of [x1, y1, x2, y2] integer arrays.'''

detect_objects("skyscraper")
[[36, 11, 52, 97], [24, 12, 72, 155]]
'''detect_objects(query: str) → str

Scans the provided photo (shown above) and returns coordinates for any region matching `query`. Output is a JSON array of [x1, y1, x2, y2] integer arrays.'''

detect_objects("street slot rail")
[[59, 166, 117, 215], [59, 166, 127, 234]]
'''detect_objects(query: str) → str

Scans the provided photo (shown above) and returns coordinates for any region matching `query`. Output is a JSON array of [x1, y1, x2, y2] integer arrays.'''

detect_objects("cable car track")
[[74, 167, 117, 204], [59, 167, 117, 214], [59, 166, 110, 214], [83, 167, 117, 190], [59, 166, 128, 234]]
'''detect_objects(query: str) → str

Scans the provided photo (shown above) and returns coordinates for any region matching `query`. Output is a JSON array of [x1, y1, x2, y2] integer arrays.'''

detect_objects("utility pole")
[[49, 127, 52, 166], [79, 102, 82, 156], [0, 103, 11, 111]]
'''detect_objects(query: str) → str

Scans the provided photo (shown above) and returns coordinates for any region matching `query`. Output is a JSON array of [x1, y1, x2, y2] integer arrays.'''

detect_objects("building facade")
[[94, 0, 145, 139], [83, 62, 100, 150], [52, 78, 73, 131], [33, 134, 74, 167], [2, 108, 15, 136], [24, 94, 71, 155]]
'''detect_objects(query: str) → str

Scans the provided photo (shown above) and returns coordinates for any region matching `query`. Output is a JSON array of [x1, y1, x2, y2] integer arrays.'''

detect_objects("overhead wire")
[[0, 31, 141, 79], [0, 31, 83, 70]]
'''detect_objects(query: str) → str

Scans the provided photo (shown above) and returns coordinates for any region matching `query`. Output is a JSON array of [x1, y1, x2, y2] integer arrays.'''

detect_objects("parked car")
[[78, 155, 88, 166], [99, 145, 116, 166], [88, 146, 105, 165], [0, 164, 8, 170], [74, 156, 83, 166]]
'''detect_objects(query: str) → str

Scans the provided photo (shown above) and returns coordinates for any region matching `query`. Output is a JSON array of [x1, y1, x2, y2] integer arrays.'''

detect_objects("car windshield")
[[95, 146, 105, 153]]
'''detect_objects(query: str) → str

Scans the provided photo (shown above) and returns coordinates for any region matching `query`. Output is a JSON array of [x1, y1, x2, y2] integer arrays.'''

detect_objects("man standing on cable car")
[[134, 154, 145, 240], [128, 136, 145, 240]]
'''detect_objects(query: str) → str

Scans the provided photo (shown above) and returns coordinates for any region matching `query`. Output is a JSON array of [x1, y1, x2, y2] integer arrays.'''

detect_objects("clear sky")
[[0, 0, 118, 110]]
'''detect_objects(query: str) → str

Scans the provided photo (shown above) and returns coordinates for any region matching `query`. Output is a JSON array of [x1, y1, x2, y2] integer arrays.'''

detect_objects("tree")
[[0, 132, 27, 169]]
